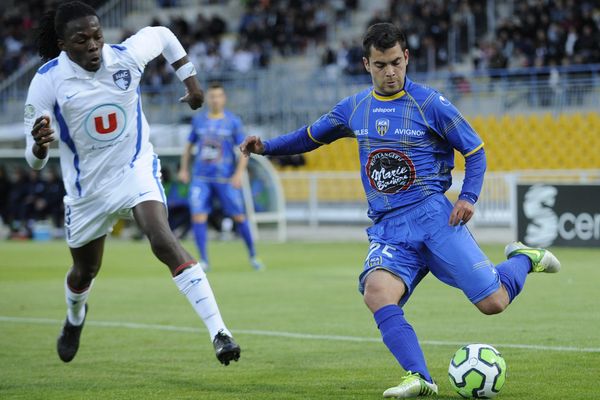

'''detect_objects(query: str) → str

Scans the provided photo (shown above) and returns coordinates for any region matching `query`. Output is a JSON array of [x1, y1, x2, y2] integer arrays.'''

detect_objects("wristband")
[[175, 62, 197, 81], [459, 192, 478, 204]]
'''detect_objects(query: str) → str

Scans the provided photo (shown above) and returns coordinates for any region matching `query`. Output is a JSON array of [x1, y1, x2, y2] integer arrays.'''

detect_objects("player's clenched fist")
[[240, 136, 265, 157], [179, 89, 204, 110], [31, 116, 55, 148]]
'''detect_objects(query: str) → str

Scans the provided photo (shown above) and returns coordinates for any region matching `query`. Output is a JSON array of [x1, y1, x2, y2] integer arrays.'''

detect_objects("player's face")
[[207, 88, 226, 114], [363, 43, 409, 95], [58, 16, 104, 72]]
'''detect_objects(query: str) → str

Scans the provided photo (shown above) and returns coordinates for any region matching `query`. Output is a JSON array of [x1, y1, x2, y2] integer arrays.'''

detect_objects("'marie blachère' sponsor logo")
[[366, 149, 415, 194]]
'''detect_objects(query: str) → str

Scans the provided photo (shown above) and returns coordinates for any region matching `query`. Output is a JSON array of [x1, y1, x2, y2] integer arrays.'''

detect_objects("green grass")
[[0, 239, 598, 399]]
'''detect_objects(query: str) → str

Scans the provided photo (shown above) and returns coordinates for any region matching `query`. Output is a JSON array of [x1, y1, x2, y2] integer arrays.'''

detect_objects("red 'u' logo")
[[94, 113, 117, 134]]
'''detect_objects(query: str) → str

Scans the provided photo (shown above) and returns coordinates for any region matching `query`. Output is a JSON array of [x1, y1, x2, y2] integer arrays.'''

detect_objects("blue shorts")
[[189, 179, 245, 216], [358, 194, 500, 305]]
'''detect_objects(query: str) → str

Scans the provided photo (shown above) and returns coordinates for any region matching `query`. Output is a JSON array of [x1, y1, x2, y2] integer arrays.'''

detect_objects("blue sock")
[[192, 222, 208, 263], [496, 254, 531, 303], [236, 219, 256, 258], [374, 304, 432, 383]]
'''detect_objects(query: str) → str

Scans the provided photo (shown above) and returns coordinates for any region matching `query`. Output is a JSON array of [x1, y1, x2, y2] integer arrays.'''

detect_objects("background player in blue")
[[179, 82, 263, 271], [241, 23, 561, 398]]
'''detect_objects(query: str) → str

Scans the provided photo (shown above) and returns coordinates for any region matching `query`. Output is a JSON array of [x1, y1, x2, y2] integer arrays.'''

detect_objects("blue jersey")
[[309, 78, 483, 222], [188, 110, 246, 180]]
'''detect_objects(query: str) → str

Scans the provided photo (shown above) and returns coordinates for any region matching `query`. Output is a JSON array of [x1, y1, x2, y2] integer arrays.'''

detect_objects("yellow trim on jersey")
[[464, 143, 484, 157], [307, 126, 326, 145], [372, 89, 406, 101], [208, 112, 225, 119]]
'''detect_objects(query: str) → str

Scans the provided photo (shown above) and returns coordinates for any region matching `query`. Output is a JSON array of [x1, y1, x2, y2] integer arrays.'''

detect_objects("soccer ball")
[[448, 343, 507, 398]]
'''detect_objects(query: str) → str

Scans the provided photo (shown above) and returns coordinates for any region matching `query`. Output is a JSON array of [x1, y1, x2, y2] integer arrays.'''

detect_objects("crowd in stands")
[[475, 0, 599, 71], [0, 164, 65, 240], [1, 0, 597, 84], [141, 0, 358, 87], [0, 163, 231, 241], [381, 0, 599, 72], [1, 0, 359, 84], [0, 0, 109, 81]]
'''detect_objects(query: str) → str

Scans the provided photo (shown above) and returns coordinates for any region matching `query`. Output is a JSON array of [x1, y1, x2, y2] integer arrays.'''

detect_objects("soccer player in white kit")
[[24, 1, 240, 365]]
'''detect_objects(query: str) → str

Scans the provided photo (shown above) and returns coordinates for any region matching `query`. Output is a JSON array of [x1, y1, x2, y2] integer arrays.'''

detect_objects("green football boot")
[[504, 241, 561, 273], [383, 372, 438, 398]]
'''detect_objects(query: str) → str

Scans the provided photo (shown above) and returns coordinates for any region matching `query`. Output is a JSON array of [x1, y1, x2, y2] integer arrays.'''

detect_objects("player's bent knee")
[[363, 279, 403, 313], [232, 214, 246, 223], [476, 295, 508, 315], [363, 292, 386, 312], [192, 214, 208, 223]]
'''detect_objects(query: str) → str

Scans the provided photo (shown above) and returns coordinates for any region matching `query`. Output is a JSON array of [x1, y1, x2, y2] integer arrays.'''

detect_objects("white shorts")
[[64, 154, 166, 248]]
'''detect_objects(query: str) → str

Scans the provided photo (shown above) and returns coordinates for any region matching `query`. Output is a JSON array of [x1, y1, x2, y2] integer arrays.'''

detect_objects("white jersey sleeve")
[[24, 71, 56, 170], [121, 26, 187, 70]]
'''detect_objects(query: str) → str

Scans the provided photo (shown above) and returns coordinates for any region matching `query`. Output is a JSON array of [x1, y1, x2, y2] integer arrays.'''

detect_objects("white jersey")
[[24, 27, 186, 199]]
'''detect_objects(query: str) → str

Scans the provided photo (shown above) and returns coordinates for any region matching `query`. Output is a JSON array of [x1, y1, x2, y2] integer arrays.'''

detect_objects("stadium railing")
[[1, 63, 599, 127]]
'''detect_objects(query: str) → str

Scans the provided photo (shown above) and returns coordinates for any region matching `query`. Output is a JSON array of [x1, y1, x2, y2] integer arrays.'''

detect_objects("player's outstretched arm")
[[240, 120, 351, 158], [240, 136, 265, 157]]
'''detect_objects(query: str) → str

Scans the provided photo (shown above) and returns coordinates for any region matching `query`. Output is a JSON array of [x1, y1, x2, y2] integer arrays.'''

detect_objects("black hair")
[[37, 1, 98, 61], [208, 81, 224, 90], [362, 23, 408, 58]]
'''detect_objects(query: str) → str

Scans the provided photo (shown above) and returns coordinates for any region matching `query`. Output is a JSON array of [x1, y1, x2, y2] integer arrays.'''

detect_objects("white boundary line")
[[1, 315, 599, 353]]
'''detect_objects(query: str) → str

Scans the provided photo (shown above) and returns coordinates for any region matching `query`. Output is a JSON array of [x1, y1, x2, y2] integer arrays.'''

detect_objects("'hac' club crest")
[[112, 69, 131, 90], [376, 118, 390, 136]]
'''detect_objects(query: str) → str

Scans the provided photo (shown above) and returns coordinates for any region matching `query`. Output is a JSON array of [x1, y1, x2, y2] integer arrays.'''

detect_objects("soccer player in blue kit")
[[241, 23, 560, 398], [179, 82, 263, 271]]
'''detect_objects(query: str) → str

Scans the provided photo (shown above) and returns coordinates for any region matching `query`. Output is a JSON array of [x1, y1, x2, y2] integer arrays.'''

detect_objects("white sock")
[[173, 264, 231, 339], [65, 277, 93, 326]]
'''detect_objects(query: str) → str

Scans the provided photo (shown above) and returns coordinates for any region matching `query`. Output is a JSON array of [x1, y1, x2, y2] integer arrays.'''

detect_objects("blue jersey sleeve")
[[427, 95, 483, 156], [460, 148, 486, 203], [308, 96, 354, 144], [263, 97, 354, 156], [427, 94, 486, 202], [263, 125, 320, 155]]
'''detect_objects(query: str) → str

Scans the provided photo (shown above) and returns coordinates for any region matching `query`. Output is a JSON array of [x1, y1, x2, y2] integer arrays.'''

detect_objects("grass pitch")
[[0, 239, 598, 399]]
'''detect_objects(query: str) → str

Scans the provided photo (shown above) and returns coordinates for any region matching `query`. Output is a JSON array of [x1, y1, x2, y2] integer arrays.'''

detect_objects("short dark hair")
[[37, 1, 98, 61], [362, 23, 407, 58], [208, 81, 224, 90]]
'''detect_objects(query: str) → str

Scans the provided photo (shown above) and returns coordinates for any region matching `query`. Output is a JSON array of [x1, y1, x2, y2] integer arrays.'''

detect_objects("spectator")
[[231, 44, 254, 73], [161, 166, 191, 239], [574, 24, 600, 64], [0, 164, 67, 239], [0, 165, 11, 228], [41, 167, 66, 233], [7, 167, 31, 237], [344, 40, 364, 75], [24, 169, 47, 223]]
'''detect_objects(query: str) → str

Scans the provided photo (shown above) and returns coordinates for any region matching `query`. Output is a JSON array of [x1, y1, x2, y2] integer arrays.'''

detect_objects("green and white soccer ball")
[[448, 343, 507, 398]]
